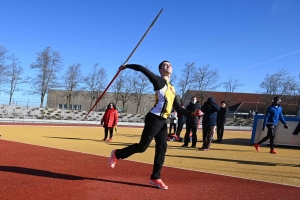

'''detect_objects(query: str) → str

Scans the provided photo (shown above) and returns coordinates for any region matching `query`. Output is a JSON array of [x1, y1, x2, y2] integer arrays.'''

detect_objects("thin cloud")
[[237, 50, 300, 72]]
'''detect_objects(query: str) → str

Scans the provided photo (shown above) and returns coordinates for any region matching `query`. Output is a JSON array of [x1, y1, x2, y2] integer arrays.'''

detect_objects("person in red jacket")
[[101, 103, 118, 142]]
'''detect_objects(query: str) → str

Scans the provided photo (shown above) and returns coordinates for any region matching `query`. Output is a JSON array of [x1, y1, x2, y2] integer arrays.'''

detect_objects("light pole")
[[256, 102, 259, 113]]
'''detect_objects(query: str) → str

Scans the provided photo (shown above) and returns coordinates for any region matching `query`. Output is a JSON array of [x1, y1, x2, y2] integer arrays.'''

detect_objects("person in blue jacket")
[[199, 97, 219, 151], [254, 96, 289, 154]]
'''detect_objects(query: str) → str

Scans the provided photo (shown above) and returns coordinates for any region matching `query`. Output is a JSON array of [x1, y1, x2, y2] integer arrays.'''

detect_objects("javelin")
[[83, 8, 164, 120]]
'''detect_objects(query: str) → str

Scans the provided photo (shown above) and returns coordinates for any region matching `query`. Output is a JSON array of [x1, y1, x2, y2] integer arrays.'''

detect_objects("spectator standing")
[[199, 97, 219, 151], [181, 97, 201, 148], [216, 101, 228, 143], [169, 110, 177, 134], [101, 102, 118, 142], [176, 104, 186, 138], [254, 96, 288, 154], [292, 120, 300, 165]]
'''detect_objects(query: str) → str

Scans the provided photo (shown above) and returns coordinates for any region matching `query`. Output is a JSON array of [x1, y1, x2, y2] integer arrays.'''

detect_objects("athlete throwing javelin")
[[108, 61, 202, 190]]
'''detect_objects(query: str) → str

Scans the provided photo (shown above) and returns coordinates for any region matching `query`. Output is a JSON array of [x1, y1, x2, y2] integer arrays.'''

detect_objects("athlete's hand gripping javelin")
[[119, 65, 126, 70]]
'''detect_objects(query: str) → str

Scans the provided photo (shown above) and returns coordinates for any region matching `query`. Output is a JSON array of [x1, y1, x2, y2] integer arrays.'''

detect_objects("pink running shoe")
[[108, 150, 117, 168], [108, 138, 112, 142], [254, 143, 260, 152], [270, 149, 278, 154], [150, 179, 168, 190]]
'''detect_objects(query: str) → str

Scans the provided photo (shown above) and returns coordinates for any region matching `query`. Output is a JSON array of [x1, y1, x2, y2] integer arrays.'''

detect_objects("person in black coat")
[[199, 97, 219, 151], [292, 120, 300, 136], [181, 97, 201, 148], [216, 101, 228, 143], [176, 104, 186, 138]]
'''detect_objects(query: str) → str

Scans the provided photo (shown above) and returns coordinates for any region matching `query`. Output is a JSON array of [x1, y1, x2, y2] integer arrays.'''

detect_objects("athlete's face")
[[159, 62, 172, 75]]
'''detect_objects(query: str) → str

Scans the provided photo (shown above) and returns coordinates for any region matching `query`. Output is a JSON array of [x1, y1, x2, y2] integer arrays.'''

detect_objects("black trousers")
[[258, 124, 276, 150], [292, 121, 300, 135], [115, 112, 167, 180], [176, 121, 185, 137], [104, 127, 114, 139], [202, 125, 214, 149], [183, 123, 198, 146], [217, 122, 225, 141], [169, 123, 177, 134]]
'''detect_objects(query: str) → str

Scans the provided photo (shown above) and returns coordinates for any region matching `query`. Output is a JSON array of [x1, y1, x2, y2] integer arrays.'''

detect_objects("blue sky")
[[1, 0, 299, 106]]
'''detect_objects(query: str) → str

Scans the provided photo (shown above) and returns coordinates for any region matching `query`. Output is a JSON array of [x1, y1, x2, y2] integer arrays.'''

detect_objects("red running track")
[[0, 140, 299, 200]]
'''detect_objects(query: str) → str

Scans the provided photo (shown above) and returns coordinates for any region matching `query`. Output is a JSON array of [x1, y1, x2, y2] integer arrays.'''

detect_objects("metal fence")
[[0, 99, 41, 107]]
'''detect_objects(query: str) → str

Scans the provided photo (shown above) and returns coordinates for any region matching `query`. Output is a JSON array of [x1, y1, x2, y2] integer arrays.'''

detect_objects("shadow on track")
[[0, 166, 154, 189]]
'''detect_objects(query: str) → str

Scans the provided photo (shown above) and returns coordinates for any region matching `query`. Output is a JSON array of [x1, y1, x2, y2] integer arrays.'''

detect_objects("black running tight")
[[115, 112, 167, 180]]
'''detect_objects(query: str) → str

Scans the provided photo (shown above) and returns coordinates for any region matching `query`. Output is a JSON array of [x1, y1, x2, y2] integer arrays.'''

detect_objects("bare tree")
[[281, 75, 300, 115], [0, 45, 9, 86], [61, 63, 82, 109], [5, 54, 28, 105], [259, 69, 289, 110], [112, 73, 122, 107], [191, 64, 220, 105], [132, 66, 151, 113], [30, 47, 63, 107], [170, 73, 177, 86], [83, 63, 107, 110], [112, 71, 133, 112], [223, 77, 243, 107], [176, 62, 195, 103]]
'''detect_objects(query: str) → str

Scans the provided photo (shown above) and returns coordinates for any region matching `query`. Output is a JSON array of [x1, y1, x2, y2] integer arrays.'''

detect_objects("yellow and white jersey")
[[125, 64, 191, 119], [150, 80, 176, 119]]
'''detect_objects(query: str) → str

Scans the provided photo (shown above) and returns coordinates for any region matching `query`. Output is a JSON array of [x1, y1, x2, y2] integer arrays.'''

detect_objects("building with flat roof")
[[182, 90, 299, 117], [47, 89, 299, 117], [46, 89, 157, 114]]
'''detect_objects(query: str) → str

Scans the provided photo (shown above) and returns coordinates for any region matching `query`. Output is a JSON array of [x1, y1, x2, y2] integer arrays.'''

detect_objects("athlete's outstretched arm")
[[173, 98, 201, 117], [120, 64, 165, 90]]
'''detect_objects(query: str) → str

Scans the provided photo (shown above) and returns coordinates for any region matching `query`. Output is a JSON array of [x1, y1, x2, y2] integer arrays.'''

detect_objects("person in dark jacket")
[[176, 104, 186, 138], [292, 119, 300, 165], [181, 97, 201, 148], [292, 120, 300, 136], [199, 97, 219, 151], [254, 96, 288, 154], [216, 101, 228, 143]]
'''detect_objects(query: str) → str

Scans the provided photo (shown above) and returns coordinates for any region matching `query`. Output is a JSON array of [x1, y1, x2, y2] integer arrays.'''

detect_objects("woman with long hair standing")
[[101, 102, 118, 142]]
